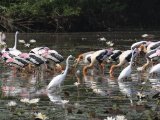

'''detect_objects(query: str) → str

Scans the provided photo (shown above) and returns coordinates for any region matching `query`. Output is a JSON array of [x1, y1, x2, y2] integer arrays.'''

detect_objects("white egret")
[[149, 63, 160, 74], [1, 31, 21, 56], [47, 55, 73, 90], [118, 48, 137, 80], [0, 32, 6, 46]]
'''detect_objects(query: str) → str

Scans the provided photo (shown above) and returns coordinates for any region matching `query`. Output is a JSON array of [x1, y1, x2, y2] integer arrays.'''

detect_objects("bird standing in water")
[[1, 31, 22, 56], [83, 49, 113, 76], [47, 55, 73, 90], [118, 48, 138, 80]]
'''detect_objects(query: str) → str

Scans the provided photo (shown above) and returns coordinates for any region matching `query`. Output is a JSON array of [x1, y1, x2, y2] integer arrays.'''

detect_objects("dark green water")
[[0, 32, 159, 120]]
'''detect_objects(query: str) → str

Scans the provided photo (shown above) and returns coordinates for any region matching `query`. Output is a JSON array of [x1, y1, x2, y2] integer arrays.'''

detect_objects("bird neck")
[[64, 57, 70, 75], [13, 32, 18, 49], [0, 33, 2, 42], [130, 49, 136, 67]]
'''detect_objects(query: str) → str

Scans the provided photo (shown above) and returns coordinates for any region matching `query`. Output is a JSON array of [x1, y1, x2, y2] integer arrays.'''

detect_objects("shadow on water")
[[0, 32, 160, 119]]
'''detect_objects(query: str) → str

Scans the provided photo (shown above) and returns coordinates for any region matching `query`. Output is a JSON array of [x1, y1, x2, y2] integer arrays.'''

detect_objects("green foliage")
[[0, 0, 160, 32]]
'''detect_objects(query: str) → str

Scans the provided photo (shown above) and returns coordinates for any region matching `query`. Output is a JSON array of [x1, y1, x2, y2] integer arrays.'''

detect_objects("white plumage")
[[118, 65, 132, 80], [47, 55, 73, 90], [2, 31, 22, 56], [149, 63, 160, 74], [131, 41, 146, 50], [118, 48, 137, 80]]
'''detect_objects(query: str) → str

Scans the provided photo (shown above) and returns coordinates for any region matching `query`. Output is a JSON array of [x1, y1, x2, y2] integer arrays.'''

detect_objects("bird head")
[[15, 31, 19, 34], [68, 55, 75, 60], [138, 45, 147, 54], [67, 55, 75, 67]]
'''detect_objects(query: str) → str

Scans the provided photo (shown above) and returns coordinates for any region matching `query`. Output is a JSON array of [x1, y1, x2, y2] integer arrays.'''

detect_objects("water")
[[0, 32, 160, 120]]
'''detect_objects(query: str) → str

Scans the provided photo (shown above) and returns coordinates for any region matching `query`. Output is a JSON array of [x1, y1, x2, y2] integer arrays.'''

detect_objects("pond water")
[[0, 32, 160, 120]]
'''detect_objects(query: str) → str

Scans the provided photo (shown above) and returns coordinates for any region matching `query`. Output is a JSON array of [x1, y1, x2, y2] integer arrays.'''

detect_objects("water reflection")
[[84, 75, 108, 96], [0, 32, 160, 120], [118, 80, 134, 106], [47, 92, 69, 108]]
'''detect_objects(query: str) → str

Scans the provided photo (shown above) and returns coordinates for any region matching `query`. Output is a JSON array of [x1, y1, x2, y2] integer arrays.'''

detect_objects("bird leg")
[[138, 45, 147, 54], [73, 55, 83, 67], [99, 63, 105, 75], [109, 60, 126, 78], [83, 63, 93, 76], [58, 84, 61, 90], [55, 64, 63, 73], [137, 59, 151, 71]]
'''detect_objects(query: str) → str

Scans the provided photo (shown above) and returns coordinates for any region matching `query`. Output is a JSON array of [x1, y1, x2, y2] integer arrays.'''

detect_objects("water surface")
[[0, 32, 160, 120]]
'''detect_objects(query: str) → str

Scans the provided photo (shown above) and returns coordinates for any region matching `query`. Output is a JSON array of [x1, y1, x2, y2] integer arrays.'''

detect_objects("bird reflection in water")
[[83, 75, 108, 96], [118, 80, 134, 106], [47, 91, 69, 108]]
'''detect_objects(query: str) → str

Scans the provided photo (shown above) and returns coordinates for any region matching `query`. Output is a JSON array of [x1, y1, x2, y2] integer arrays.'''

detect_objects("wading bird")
[[149, 63, 160, 76], [83, 49, 113, 76], [47, 55, 73, 90], [118, 48, 138, 80], [107, 50, 122, 63], [137, 48, 160, 71], [74, 51, 95, 67], [131, 41, 147, 50], [0, 32, 6, 46], [109, 50, 137, 78], [1, 31, 21, 56]]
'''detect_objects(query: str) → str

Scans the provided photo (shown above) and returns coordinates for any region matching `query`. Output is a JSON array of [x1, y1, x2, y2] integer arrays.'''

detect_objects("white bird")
[[47, 55, 73, 90], [1, 31, 21, 56], [0, 32, 6, 41], [149, 63, 160, 74], [118, 48, 137, 80], [0, 32, 6, 45]]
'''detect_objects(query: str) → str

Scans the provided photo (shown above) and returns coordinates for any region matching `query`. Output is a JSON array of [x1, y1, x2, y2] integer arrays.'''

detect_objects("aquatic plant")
[[34, 112, 48, 120], [20, 98, 40, 104], [7, 101, 17, 107]]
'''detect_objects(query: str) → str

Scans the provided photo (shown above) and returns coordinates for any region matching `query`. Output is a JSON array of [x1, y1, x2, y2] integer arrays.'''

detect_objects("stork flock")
[[0, 31, 160, 91], [0, 31, 64, 75], [74, 34, 160, 81]]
